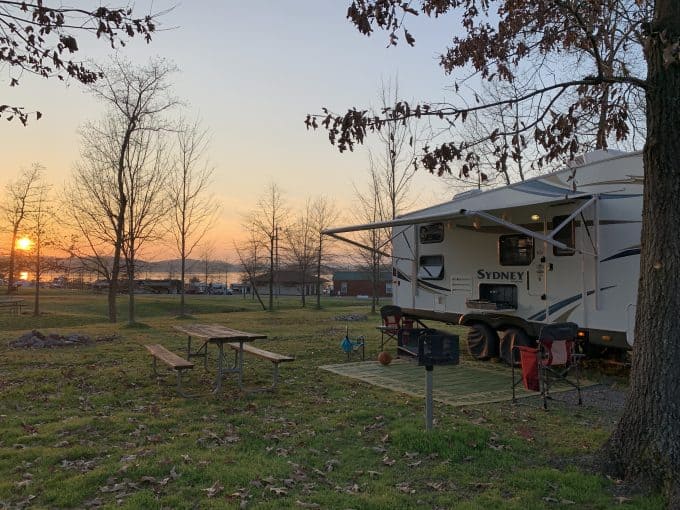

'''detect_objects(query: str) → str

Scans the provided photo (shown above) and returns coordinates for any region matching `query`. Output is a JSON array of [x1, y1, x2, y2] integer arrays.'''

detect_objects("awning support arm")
[[547, 195, 599, 242], [325, 232, 414, 262], [465, 209, 597, 257]]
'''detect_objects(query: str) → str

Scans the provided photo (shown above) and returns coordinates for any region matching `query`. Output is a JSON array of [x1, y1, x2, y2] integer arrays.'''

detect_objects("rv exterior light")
[[531, 214, 540, 221], [472, 218, 481, 230]]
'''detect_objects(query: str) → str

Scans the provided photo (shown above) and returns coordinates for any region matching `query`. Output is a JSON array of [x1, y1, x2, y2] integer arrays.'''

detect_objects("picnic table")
[[0, 297, 24, 316], [173, 324, 267, 393]]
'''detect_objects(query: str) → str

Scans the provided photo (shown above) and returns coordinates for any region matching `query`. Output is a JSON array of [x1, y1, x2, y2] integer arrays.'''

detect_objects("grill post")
[[425, 365, 434, 431]]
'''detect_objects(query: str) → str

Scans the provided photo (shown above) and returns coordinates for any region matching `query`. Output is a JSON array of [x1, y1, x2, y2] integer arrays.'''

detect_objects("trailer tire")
[[466, 322, 499, 360], [499, 327, 535, 366]]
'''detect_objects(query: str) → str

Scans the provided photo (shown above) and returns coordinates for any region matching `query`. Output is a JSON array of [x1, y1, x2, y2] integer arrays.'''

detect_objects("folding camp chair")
[[340, 324, 365, 361], [512, 322, 584, 409], [379, 305, 403, 350]]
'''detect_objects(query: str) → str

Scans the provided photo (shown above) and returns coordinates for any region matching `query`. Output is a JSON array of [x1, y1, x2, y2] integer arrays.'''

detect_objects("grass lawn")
[[0, 290, 662, 509]]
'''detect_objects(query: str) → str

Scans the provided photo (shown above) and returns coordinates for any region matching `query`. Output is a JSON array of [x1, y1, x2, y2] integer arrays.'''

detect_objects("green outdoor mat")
[[320, 359, 591, 407]]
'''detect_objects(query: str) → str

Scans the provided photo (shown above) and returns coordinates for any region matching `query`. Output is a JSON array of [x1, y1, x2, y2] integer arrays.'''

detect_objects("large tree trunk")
[[108, 209, 125, 323], [602, 3, 680, 505]]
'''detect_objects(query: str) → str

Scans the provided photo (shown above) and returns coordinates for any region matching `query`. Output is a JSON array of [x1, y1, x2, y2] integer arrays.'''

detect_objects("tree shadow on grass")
[[122, 321, 152, 330]]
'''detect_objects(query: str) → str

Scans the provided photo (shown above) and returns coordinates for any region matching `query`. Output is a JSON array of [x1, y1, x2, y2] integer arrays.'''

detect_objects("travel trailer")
[[325, 151, 642, 360]]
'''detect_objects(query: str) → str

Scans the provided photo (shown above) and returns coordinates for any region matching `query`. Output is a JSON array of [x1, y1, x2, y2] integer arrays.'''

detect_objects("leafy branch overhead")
[[0, 1, 158, 124], [307, 0, 658, 178]]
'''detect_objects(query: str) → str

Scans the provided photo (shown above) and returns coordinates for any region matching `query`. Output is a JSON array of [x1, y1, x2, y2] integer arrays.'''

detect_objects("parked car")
[[207, 283, 232, 295]]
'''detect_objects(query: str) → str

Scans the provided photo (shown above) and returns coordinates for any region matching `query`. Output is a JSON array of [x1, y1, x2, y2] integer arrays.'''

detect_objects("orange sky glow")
[[1, 1, 463, 263]]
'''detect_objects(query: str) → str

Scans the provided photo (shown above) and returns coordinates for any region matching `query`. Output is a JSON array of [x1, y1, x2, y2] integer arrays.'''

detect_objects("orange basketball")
[[378, 351, 393, 365]]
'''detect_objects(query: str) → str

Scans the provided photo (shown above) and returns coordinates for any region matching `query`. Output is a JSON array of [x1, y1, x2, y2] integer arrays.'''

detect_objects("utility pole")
[[275, 225, 280, 308]]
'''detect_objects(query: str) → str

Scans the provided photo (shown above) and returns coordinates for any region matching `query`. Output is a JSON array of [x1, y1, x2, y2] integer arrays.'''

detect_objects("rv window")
[[499, 234, 534, 266], [418, 255, 444, 280], [419, 223, 444, 244], [552, 215, 575, 256]]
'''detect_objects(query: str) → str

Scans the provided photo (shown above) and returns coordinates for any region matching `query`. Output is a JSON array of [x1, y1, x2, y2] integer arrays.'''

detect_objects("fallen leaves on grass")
[[382, 455, 396, 466], [542, 496, 576, 504], [336, 483, 361, 494], [296, 501, 320, 508], [396, 482, 415, 494], [426, 481, 451, 491], [615, 496, 633, 504], [59, 458, 99, 473], [21, 422, 38, 435], [14, 473, 32, 489], [324, 459, 340, 472], [197, 429, 240, 448], [202, 481, 223, 498]]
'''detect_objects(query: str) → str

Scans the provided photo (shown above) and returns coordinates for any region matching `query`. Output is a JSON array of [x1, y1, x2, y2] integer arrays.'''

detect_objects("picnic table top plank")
[[173, 323, 267, 342]]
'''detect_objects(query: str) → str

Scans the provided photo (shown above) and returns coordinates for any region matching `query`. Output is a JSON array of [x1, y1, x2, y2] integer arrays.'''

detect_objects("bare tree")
[[233, 229, 266, 310], [26, 182, 54, 316], [447, 77, 538, 190], [353, 171, 391, 313], [0, 2, 157, 125], [199, 240, 217, 290], [370, 78, 420, 220], [66, 57, 177, 322], [168, 117, 219, 315], [248, 183, 288, 311], [285, 200, 317, 307], [2, 164, 43, 293], [311, 196, 339, 309], [121, 130, 172, 325]]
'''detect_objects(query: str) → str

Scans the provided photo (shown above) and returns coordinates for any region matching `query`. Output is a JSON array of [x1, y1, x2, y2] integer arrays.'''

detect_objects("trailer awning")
[[324, 180, 597, 234], [324, 192, 601, 256]]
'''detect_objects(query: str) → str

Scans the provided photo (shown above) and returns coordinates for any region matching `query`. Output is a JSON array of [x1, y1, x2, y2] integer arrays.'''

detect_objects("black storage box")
[[398, 327, 435, 357], [417, 331, 460, 366]]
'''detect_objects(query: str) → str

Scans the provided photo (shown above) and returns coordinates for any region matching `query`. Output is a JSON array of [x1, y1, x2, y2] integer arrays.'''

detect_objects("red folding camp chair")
[[512, 323, 584, 409], [379, 305, 403, 350]]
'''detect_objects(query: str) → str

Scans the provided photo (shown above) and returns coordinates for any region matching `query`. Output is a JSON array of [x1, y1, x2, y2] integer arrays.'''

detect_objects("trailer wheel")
[[466, 322, 499, 360], [499, 327, 535, 366]]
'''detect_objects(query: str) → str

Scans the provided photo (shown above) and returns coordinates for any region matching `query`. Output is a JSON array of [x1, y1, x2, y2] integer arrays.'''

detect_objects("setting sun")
[[16, 236, 33, 251]]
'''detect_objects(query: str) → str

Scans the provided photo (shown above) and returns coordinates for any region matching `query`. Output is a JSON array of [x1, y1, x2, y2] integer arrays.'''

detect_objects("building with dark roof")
[[332, 270, 392, 297]]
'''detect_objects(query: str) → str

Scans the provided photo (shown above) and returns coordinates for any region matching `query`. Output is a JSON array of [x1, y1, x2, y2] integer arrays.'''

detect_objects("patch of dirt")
[[9, 330, 119, 348], [334, 314, 368, 322]]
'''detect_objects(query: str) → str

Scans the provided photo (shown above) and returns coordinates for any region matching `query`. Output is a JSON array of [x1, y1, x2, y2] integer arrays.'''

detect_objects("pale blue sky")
[[2, 1, 462, 256]]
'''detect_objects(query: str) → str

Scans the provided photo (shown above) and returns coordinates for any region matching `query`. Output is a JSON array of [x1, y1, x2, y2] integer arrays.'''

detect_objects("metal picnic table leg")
[[213, 342, 225, 394], [187, 335, 208, 370], [238, 341, 244, 388]]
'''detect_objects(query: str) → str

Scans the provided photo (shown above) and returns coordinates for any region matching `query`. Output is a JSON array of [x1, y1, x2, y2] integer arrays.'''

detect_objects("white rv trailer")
[[325, 150, 642, 358]]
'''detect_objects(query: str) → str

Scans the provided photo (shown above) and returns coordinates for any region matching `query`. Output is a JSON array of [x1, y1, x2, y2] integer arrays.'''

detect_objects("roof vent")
[[452, 188, 483, 200], [568, 149, 627, 168]]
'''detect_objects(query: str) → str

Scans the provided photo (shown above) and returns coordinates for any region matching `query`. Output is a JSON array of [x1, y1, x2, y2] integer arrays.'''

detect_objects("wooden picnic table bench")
[[0, 298, 24, 316], [226, 342, 295, 391], [145, 344, 195, 397]]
